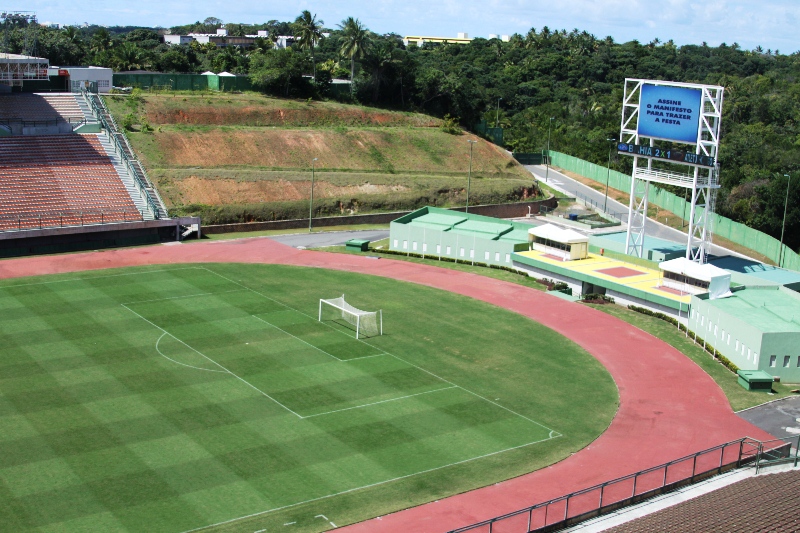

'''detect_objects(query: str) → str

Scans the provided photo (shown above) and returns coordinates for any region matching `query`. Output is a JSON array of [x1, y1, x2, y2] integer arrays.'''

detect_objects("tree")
[[294, 10, 324, 83], [249, 48, 311, 97], [337, 17, 370, 94]]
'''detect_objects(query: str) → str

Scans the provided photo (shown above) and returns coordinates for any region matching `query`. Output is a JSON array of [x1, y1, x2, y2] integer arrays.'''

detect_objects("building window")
[[727, 334, 731, 345], [469, 249, 474, 259], [495, 252, 500, 262], [98, 80, 110, 88], [769, 355, 777, 367], [747, 348, 751, 361], [422, 243, 428, 252], [393, 239, 398, 248], [663, 270, 710, 289], [436, 244, 441, 254], [735, 340, 739, 351], [403, 240, 408, 249], [505, 254, 510, 263], [412, 241, 418, 251], [446, 246, 451, 255], [460, 248, 465, 257], [701, 316, 705, 326], [796, 356, 800, 368], [754, 353, 759, 365], [784, 356, 791, 368], [484, 251, 490, 260], [714, 325, 718, 336]]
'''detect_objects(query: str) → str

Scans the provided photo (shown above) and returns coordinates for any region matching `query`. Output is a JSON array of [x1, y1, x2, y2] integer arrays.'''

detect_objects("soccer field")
[[0, 264, 617, 532]]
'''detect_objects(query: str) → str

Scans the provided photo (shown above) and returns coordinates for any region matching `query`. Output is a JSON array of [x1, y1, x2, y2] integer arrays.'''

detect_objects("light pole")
[[604, 138, 616, 213], [308, 158, 318, 232], [779, 173, 791, 267], [467, 140, 476, 212], [545, 117, 554, 182], [495, 97, 502, 128]]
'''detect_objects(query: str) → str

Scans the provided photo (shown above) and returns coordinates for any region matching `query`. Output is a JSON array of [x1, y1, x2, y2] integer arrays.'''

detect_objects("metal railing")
[[753, 436, 800, 473], [81, 90, 164, 219], [447, 437, 769, 533], [0, 209, 144, 233]]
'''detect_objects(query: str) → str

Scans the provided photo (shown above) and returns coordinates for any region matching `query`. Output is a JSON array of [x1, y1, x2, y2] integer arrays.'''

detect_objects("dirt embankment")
[[148, 106, 439, 128], [152, 128, 527, 177], [170, 177, 408, 206]]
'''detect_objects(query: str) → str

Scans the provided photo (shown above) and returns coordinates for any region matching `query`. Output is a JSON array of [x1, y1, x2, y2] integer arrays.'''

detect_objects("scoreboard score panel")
[[617, 142, 715, 168]]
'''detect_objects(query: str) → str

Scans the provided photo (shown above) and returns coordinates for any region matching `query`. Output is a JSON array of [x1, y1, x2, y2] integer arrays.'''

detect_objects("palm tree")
[[337, 17, 370, 94], [294, 10, 324, 82]]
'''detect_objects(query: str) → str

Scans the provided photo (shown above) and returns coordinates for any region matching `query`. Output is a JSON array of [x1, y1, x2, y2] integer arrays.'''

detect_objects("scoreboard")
[[617, 142, 715, 168]]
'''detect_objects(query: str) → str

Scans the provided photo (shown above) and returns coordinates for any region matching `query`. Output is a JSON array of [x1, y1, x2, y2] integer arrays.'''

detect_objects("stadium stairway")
[[83, 92, 169, 219], [95, 133, 156, 220]]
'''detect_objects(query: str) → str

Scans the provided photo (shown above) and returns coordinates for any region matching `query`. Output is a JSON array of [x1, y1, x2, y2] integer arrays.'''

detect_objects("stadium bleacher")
[[0, 90, 151, 233], [0, 93, 84, 123], [0, 134, 142, 230]]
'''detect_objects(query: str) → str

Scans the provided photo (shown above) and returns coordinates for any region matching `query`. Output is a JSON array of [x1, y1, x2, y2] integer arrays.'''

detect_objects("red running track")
[[0, 238, 774, 532]]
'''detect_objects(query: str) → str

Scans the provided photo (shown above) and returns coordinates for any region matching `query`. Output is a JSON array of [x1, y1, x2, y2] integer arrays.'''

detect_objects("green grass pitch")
[[0, 264, 617, 532]]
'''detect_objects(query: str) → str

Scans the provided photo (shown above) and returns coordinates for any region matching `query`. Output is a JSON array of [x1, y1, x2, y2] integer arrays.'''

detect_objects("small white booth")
[[528, 224, 589, 261], [660, 257, 732, 299]]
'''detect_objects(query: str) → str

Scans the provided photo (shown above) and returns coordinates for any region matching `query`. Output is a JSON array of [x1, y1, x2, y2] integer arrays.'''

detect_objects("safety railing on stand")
[[447, 437, 765, 533], [0, 209, 144, 233]]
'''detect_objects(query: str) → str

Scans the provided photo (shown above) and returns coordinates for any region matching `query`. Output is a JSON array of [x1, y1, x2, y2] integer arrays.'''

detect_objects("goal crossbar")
[[319, 295, 382, 339]]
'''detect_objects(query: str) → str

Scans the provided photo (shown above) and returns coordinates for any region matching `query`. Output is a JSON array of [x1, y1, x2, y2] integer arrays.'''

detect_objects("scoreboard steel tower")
[[619, 78, 724, 263]]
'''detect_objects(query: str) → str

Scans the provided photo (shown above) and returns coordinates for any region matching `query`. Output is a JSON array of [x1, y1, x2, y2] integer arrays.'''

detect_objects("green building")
[[691, 286, 800, 382], [389, 207, 530, 265]]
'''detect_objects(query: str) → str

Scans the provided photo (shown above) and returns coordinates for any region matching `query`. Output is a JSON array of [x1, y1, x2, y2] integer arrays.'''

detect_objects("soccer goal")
[[319, 295, 382, 339]]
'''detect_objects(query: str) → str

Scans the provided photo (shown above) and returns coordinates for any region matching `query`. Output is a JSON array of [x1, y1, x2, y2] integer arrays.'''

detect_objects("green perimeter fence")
[[548, 151, 800, 270], [112, 73, 253, 92]]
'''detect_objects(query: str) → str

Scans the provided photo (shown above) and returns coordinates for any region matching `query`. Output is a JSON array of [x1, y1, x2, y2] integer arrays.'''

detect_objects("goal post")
[[319, 295, 383, 339]]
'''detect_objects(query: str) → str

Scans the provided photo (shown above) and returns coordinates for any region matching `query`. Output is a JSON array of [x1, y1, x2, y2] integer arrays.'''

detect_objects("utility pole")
[[308, 158, 318, 232], [780, 173, 791, 267], [604, 138, 616, 213], [467, 140, 476, 212], [545, 117, 554, 182]]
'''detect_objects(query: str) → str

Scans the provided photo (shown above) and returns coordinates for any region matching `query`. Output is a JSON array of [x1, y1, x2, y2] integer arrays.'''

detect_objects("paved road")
[[524, 164, 745, 259], [738, 396, 800, 440], [268, 229, 389, 249]]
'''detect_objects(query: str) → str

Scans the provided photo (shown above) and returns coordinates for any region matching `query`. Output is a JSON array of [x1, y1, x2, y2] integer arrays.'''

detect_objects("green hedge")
[[627, 305, 739, 373]]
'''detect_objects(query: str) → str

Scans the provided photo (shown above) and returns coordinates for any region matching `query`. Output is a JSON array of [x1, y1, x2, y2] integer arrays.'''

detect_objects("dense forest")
[[5, 16, 800, 249]]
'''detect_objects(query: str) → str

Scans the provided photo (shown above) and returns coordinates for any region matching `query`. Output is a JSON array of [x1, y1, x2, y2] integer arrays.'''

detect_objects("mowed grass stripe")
[[0, 265, 616, 533]]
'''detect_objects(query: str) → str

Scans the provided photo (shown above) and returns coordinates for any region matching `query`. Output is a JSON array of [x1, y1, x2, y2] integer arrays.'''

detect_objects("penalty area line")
[[120, 303, 304, 419], [300, 386, 457, 419], [178, 432, 561, 533]]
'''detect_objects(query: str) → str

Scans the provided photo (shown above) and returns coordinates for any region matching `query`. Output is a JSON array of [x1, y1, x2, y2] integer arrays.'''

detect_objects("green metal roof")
[[449, 219, 511, 236], [496, 229, 530, 243], [409, 212, 467, 229], [703, 287, 800, 333]]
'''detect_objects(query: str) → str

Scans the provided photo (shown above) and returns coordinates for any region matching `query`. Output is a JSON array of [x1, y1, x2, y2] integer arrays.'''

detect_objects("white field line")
[[179, 432, 561, 533], [120, 303, 304, 419], [121, 288, 248, 305], [301, 386, 457, 419], [200, 267, 561, 437], [0, 266, 204, 289], [251, 314, 384, 362], [154, 333, 227, 374]]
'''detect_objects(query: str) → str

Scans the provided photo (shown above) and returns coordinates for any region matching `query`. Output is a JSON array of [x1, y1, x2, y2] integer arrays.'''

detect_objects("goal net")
[[319, 295, 382, 339]]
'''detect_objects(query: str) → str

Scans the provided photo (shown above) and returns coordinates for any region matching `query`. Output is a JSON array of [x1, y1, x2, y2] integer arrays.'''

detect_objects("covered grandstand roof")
[[660, 257, 730, 282], [528, 223, 588, 244]]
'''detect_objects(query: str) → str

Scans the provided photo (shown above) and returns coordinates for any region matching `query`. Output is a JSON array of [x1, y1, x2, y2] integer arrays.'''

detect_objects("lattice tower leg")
[[686, 185, 714, 263], [625, 175, 650, 258]]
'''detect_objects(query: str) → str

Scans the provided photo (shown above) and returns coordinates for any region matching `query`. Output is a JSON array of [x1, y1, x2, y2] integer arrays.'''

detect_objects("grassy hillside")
[[106, 93, 540, 224]]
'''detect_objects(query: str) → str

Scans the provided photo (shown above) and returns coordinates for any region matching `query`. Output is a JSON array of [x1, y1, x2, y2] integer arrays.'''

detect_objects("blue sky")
[[19, 0, 799, 53]]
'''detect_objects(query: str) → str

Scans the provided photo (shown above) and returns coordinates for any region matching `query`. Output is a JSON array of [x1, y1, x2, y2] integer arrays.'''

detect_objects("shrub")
[[627, 305, 739, 373], [440, 114, 463, 135]]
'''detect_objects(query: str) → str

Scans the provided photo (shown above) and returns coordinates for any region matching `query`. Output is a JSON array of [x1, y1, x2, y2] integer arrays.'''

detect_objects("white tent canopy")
[[528, 224, 589, 244], [200, 71, 216, 75], [217, 71, 236, 77]]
